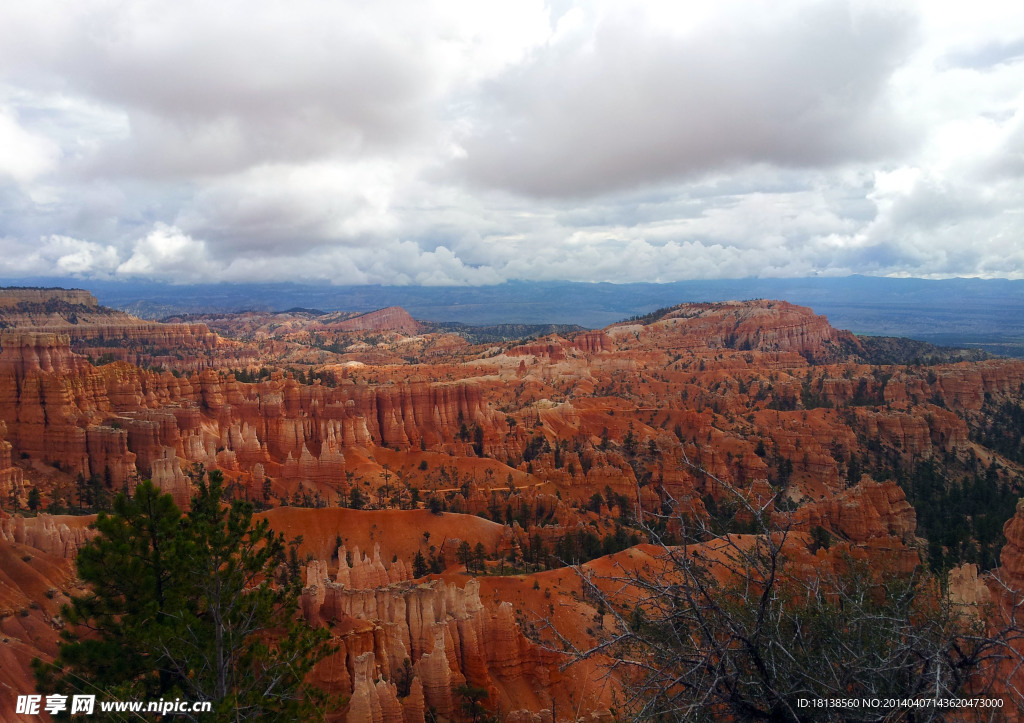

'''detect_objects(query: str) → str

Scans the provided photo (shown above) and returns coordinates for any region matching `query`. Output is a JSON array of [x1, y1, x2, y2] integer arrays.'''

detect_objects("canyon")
[[1, 286, 1023, 720]]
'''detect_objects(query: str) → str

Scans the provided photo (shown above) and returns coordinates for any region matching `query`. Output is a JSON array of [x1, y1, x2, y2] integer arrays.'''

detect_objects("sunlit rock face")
[[300, 576, 557, 721]]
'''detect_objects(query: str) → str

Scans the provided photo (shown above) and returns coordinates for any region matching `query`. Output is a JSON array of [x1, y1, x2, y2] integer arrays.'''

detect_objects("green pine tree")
[[35, 471, 335, 719], [412, 550, 428, 578], [27, 486, 41, 511], [457, 540, 473, 573], [36, 479, 183, 699]]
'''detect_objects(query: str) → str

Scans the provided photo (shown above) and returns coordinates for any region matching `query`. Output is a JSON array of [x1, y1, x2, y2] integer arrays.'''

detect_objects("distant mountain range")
[[6, 275, 1024, 357]]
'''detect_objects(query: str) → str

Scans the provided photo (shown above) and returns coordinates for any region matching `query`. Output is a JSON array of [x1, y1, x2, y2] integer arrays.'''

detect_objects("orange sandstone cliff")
[[1, 289, 1023, 718]]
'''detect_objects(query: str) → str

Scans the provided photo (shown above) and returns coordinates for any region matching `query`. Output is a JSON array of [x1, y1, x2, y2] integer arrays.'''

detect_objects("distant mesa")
[[313, 306, 420, 335], [604, 299, 856, 361], [0, 287, 98, 309], [0, 286, 256, 373]]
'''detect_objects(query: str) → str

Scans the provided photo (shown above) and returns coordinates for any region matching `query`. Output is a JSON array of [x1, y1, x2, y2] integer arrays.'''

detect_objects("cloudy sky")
[[0, 0, 1022, 285]]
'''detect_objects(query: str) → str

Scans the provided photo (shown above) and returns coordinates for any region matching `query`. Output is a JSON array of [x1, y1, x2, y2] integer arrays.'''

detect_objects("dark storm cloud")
[[454, 2, 918, 197]]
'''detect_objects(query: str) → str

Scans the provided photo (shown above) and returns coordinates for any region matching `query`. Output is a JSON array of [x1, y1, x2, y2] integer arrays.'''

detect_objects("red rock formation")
[[854, 407, 967, 458], [606, 300, 857, 359], [0, 537, 80, 715], [301, 577, 561, 720], [317, 307, 420, 335], [791, 479, 917, 544], [3, 290, 1024, 718], [0, 329, 514, 500], [0, 287, 98, 308], [415, 627, 458, 717], [346, 651, 407, 723], [571, 331, 614, 354], [0, 514, 96, 559], [507, 341, 569, 361], [0, 330, 83, 377], [0, 288, 258, 372], [403, 678, 425, 723], [948, 562, 991, 610], [999, 499, 1024, 587], [0, 421, 25, 506]]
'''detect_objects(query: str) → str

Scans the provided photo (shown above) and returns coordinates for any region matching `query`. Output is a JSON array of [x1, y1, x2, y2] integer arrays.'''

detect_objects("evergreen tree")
[[349, 486, 366, 509], [162, 474, 327, 717], [412, 550, 428, 578], [458, 684, 493, 723], [473, 425, 484, 456], [474, 542, 487, 574], [457, 540, 473, 573], [35, 480, 182, 699], [35, 472, 333, 720], [623, 426, 638, 456]]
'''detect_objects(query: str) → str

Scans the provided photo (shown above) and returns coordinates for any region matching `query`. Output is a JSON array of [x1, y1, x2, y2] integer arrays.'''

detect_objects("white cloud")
[[0, 0, 1022, 285], [453, 0, 917, 196], [208, 241, 504, 286], [117, 224, 216, 281], [177, 160, 406, 255], [0, 234, 119, 277], [0, 109, 60, 183], [49, 235, 121, 275], [0, 0, 551, 180]]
